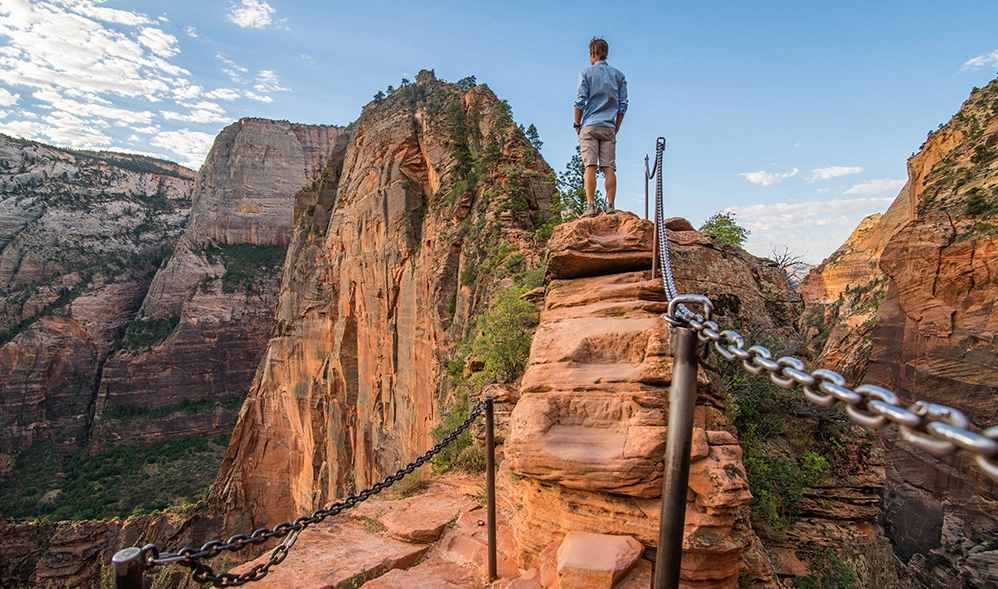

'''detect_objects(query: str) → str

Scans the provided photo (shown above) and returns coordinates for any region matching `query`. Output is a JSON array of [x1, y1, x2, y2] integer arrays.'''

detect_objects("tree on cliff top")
[[699, 211, 749, 246]]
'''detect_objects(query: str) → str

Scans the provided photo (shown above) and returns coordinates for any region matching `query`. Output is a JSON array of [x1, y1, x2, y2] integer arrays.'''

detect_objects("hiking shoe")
[[581, 206, 597, 218], [605, 204, 616, 215]]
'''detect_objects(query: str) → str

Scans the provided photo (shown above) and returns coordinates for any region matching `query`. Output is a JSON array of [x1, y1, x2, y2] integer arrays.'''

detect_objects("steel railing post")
[[112, 547, 145, 589], [485, 396, 497, 581], [653, 325, 699, 589], [644, 154, 650, 220]]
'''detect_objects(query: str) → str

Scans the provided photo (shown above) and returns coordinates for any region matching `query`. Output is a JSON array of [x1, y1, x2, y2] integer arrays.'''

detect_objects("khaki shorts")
[[579, 125, 617, 170]]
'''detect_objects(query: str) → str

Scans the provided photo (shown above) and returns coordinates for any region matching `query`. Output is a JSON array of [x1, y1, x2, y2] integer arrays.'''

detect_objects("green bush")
[[472, 285, 538, 383], [699, 211, 750, 246], [124, 315, 180, 350], [794, 543, 859, 589], [202, 242, 286, 295], [431, 388, 473, 471]]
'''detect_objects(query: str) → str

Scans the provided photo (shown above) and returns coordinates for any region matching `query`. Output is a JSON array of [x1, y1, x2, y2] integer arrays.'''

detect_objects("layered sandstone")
[[502, 213, 800, 588], [95, 120, 343, 444], [801, 77, 998, 586], [0, 135, 195, 453], [208, 72, 555, 529]]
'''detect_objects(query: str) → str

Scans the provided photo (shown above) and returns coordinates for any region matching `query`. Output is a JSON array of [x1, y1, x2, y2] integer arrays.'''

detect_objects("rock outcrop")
[[0, 135, 195, 454], [801, 77, 998, 586], [95, 119, 343, 445], [501, 213, 800, 587], [208, 72, 556, 530]]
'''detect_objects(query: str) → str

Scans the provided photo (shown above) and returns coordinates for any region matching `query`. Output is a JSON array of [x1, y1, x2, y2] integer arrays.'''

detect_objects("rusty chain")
[[136, 398, 491, 587]]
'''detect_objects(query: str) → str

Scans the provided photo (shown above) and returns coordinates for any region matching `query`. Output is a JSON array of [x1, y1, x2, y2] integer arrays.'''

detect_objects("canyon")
[[1, 71, 996, 589]]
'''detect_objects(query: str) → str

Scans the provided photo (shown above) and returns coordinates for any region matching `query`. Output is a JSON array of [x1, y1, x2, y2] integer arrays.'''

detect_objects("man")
[[574, 36, 627, 218]]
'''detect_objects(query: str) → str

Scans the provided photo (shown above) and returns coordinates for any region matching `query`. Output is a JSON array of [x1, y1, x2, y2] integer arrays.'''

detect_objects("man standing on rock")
[[574, 36, 627, 218]]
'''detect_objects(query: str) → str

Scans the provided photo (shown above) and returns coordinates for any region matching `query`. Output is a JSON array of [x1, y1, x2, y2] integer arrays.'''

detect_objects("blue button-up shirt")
[[574, 60, 628, 128]]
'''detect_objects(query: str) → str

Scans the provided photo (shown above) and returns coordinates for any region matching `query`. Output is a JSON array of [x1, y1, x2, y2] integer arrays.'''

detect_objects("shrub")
[[472, 285, 538, 383], [699, 211, 750, 246], [124, 315, 180, 350]]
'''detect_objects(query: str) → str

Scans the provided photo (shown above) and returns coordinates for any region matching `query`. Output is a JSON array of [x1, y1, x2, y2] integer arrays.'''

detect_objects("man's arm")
[[616, 74, 628, 133], [574, 70, 588, 135]]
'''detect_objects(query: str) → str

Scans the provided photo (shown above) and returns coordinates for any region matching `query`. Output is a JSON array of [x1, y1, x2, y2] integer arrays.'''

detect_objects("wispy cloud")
[[726, 196, 895, 263], [961, 50, 998, 72], [808, 166, 864, 181], [254, 70, 290, 94], [0, 0, 235, 165], [740, 168, 799, 186], [184, 26, 198, 38], [844, 178, 905, 195], [150, 130, 216, 169], [227, 0, 276, 29]]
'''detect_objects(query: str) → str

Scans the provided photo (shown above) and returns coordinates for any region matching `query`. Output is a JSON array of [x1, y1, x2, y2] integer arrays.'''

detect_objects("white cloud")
[[0, 87, 18, 107], [217, 53, 249, 83], [184, 26, 198, 38], [137, 27, 179, 58], [244, 91, 274, 103], [161, 100, 229, 124], [740, 168, 799, 186], [844, 178, 906, 195], [727, 196, 896, 263], [150, 129, 215, 168], [817, 188, 830, 194], [961, 50, 998, 72], [227, 0, 276, 29], [808, 166, 864, 181], [132, 125, 160, 134], [254, 70, 290, 93], [205, 88, 241, 101]]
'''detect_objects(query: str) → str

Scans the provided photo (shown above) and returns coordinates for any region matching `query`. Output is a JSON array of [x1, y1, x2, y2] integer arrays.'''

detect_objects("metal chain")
[[648, 136, 998, 482], [139, 398, 491, 587]]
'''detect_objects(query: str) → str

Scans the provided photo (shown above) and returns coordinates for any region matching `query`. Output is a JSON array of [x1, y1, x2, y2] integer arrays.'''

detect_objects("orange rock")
[[555, 531, 643, 588]]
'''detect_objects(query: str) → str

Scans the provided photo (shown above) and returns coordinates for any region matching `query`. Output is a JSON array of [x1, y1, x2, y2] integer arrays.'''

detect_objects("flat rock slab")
[[361, 557, 479, 588], [366, 494, 469, 543], [557, 531, 643, 588], [229, 519, 428, 588]]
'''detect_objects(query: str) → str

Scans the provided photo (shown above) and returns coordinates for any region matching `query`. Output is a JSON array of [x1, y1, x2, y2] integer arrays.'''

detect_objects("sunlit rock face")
[[502, 213, 802, 587], [801, 78, 998, 587], [209, 72, 555, 529]]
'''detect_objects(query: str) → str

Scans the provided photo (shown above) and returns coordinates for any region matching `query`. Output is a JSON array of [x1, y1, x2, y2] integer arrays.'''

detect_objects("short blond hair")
[[589, 37, 608, 60]]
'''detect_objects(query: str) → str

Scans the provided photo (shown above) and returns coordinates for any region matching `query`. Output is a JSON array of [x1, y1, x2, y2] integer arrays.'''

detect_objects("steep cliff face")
[[209, 72, 555, 528], [95, 119, 342, 445], [501, 216, 803, 588], [802, 77, 998, 587], [0, 136, 195, 454]]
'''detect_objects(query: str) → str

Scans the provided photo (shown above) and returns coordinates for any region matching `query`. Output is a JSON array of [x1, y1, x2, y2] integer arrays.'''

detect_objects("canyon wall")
[[209, 71, 556, 530], [801, 78, 998, 587], [94, 119, 343, 445], [0, 136, 195, 455]]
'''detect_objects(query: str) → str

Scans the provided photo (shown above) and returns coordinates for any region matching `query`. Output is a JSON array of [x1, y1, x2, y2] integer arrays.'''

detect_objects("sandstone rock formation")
[[0, 135, 195, 454], [95, 119, 342, 445], [209, 72, 556, 530], [502, 213, 799, 588], [801, 77, 998, 586]]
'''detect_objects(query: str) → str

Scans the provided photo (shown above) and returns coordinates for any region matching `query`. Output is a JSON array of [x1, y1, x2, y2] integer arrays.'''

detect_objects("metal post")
[[112, 547, 145, 589], [485, 396, 497, 581], [652, 195, 660, 279], [644, 154, 650, 220], [653, 326, 699, 589]]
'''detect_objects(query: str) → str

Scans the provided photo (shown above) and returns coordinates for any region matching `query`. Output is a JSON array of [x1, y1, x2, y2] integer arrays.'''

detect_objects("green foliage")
[[521, 123, 543, 150], [123, 315, 180, 351], [0, 436, 228, 522], [794, 544, 859, 589], [431, 387, 473, 471], [971, 144, 996, 166], [202, 242, 286, 295], [102, 395, 244, 422], [966, 187, 998, 216], [699, 211, 750, 246], [557, 146, 605, 214], [456, 75, 477, 91], [472, 284, 538, 383]]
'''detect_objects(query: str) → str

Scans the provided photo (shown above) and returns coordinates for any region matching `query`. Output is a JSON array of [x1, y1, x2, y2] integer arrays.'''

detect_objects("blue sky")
[[1, 0, 996, 262]]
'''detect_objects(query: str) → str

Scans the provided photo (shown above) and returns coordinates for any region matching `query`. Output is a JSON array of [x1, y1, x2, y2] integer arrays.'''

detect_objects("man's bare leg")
[[603, 166, 616, 212], [584, 165, 597, 212]]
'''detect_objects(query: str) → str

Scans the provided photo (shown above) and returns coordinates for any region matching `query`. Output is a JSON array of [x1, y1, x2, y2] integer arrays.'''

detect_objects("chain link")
[[670, 307, 998, 482], [142, 398, 490, 587], [648, 136, 997, 482]]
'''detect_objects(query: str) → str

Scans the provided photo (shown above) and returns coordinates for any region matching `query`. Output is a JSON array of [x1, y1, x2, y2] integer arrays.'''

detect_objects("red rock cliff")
[[209, 72, 555, 529]]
